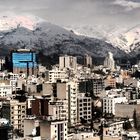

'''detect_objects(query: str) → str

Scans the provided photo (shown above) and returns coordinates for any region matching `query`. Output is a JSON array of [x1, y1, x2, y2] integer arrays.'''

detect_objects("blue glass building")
[[11, 49, 37, 76]]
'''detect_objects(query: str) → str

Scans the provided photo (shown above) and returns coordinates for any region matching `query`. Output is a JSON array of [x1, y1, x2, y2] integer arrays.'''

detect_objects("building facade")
[[59, 55, 77, 70], [77, 93, 92, 122], [104, 52, 115, 71], [11, 49, 38, 76], [24, 118, 68, 140], [103, 95, 127, 115]]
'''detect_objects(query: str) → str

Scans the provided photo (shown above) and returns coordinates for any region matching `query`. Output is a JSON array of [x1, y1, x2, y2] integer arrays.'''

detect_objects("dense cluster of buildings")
[[0, 49, 140, 140]]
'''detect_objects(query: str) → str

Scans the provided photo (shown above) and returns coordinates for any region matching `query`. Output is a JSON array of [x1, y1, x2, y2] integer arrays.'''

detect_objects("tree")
[[123, 118, 132, 130]]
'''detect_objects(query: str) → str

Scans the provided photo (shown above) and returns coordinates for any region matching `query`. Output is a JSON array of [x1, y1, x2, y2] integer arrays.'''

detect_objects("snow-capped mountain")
[[65, 24, 140, 54], [0, 15, 44, 31], [0, 16, 127, 59]]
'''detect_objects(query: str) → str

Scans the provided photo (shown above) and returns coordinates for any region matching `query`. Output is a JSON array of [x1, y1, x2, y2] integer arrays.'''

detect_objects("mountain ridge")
[[65, 24, 140, 54], [0, 15, 130, 60]]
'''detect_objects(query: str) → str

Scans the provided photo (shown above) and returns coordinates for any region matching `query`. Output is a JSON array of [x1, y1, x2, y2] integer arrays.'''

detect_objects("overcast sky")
[[0, 0, 140, 27]]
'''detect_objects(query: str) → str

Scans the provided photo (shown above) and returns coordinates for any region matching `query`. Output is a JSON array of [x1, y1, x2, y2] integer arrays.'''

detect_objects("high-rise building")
[[104, 52, 115, 71], [0, 57, 5, 71], [84, 55, 92, 68], [67, 81, 78, 127], [11, 49, 38, 76], [0, 99, 26, 133], [59, 55, 77, 70], [54, 81, 78, 127], [79, 78, 104, 95], [77, 93, 92, 122]]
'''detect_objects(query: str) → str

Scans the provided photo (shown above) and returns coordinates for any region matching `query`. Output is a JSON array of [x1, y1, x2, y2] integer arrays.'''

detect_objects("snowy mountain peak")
[[65, 24, 140, 53], [0, 15, 44, 31]]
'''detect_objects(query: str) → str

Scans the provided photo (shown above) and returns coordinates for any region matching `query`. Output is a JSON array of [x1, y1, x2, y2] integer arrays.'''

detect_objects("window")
[[22, 111, 25, 113]]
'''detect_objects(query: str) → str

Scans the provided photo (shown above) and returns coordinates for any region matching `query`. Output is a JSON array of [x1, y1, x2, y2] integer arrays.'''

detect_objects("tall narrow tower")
[[104, 52, 115, 71], [84, 54, 92, 68]]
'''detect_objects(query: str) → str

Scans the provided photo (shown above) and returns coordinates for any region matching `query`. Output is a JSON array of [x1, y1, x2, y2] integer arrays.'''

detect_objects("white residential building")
[[0, 58, 5, 70], [59, 55, 77, 70], [49, 68, 68, 83], [76, 66, 92, 80], [104, 52, 115, 71], [103, 95, 127, 115], [7, 73, 19, 80], [67, 80, 78, 127], [0, 83, 12, 97], [10, 80, 18, 91]]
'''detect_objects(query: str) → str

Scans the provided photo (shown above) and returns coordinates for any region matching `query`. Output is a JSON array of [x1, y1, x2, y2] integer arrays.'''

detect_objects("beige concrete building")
[[55, 81, 78, 126], [42, 82, 54, 96], [24, 118, 68, 140], [104, 75, 116, 88], [49, 67, 68, 83], [10, 100, 26, 132], [48, 99, 68, 120], [59, 55, 77, 70]]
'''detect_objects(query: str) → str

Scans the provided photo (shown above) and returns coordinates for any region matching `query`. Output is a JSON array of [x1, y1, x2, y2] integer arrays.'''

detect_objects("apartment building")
[[103, 119, 133, 137], [52, 81, 78, 126], [59, 55, 77, 70], [0, 99, 26, 133], [49, 68, 68, 83], [24, 118, 68, 140], [67, 80, 78, 127], [79, 78, 104, 95], [77, 93, 92, 122], [84, 54, 92, 68], [0, 83, 12, 97], [104, 52, 115, 71], [49, 99, 68, 120], [103, 95, 127, 115], [104, 75, 116, 88], [10, 100, 26, 132]]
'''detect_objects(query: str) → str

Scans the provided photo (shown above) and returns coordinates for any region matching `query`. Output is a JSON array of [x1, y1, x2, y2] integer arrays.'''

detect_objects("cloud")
[[0, 0, 139, 27], [113, 0, 140, 11]]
